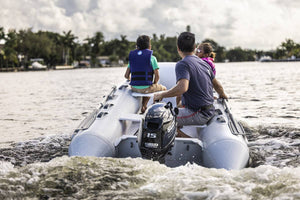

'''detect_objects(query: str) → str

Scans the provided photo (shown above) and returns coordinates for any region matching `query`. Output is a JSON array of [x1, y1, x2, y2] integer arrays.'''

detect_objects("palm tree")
[[0, 27, 5, 40], [118, 35, 130, 61], [3, 29, 18, 69], [0, 27, 5, 68], [60, 30, 77, 65], [86, 32, 104, 67]]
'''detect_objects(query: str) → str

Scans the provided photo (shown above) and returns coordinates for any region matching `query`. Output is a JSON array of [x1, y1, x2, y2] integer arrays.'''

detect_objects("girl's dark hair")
[[136, 35, 150, 50], [200, 43, 216, 58], [177, 32, 195, 52], [201, 43, 213, 54]]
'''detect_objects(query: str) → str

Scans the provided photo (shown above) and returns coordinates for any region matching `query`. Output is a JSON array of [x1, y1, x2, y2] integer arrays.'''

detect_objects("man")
[[153, 32, 228, 137], [124, 35, 166, 113]]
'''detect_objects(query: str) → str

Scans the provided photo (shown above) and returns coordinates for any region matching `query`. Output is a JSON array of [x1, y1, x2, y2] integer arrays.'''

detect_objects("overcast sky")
[[1, 0, 300, 50]]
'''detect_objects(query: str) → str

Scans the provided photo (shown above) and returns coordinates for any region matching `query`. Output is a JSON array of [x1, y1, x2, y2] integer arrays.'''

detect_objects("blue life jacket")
[[129, 49, 153, 86]]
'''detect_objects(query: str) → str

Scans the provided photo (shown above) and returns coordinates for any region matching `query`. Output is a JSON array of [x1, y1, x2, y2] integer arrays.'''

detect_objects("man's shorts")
[[131, 83, 166, 94], [177, 107, 211, 127]]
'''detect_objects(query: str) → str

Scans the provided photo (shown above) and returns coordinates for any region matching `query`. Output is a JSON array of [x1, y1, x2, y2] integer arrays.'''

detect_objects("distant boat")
[[259, 56, 272, 62], [29, 58, 47, 70], [259, 55, 300, 62]]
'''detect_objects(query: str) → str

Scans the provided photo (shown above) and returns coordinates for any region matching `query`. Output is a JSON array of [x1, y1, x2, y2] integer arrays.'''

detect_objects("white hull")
[[30, 62, 47, 70]]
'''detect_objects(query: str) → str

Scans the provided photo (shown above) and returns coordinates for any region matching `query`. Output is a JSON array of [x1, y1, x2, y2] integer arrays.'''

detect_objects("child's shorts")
[[131, 83, 166, 94]]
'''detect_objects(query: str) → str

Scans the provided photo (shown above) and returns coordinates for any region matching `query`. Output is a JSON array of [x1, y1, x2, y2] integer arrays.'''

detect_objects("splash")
[[0, 134, 71, 167], [0, 125, 299, 199], [0, 157, 299, 199], [0, 125, 299, 169], [241, 123, 300, 168]]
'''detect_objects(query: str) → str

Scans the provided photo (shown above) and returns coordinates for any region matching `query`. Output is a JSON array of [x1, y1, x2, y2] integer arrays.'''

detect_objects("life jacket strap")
[[131, 77, 153, 81], [132, 71, 146, 75]]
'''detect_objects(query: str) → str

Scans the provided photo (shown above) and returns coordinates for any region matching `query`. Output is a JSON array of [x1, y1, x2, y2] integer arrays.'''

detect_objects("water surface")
[[0, 62, 299, 199]]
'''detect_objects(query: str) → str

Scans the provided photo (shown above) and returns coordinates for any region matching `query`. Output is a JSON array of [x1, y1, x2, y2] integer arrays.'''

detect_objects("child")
[[124, 35, 166, 113], [196, 43, 216, 75]]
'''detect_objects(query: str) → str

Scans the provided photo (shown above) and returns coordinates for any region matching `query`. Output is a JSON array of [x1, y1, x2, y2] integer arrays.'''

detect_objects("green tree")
[[229, 47, 246, 62], [17, 29, 55, 67], [81, 42, 91, 60], [226, 47, 255, 62], [86, 32, 104, 67], [274, 47, 286, 59], [60, 30, 77, 65], [117, 35, 131, 61], [0, 27, 5, 39], [0, 27, 5, 68], [44, 31, 64, 67], [278, 38, 300, 58], [151, 34, 179, 62], [3, 29, 18, 68], [102, 35, 135, 64]]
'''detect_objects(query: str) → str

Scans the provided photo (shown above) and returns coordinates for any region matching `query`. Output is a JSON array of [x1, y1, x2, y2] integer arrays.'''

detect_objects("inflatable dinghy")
[[69, 63, 249, 170]]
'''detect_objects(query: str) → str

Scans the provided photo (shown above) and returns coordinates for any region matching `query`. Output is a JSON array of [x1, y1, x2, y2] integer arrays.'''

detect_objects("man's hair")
[[136, 35, 150, 50], [177, 32, 195, 53]]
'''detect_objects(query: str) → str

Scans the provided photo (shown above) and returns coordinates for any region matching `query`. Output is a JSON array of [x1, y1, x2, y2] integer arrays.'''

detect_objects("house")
[[97, 56, 110, 66]]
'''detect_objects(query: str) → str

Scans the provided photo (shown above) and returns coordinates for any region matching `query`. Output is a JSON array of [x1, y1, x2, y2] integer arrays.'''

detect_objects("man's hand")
[[153, 92, 164, 103], [219, 93, 228, 100], [212, 78, 228, 100], [152, 79, 188, 103]]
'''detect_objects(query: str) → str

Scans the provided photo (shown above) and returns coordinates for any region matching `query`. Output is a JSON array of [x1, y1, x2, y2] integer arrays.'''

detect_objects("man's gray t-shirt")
[[175, 55, 215, 112]]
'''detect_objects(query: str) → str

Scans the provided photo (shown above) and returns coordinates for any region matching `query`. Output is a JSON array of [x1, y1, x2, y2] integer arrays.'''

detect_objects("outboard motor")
[[138, 102, 177, 161]]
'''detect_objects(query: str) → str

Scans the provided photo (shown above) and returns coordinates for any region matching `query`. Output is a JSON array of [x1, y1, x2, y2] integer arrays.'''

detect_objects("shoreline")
[[260, 58, 300, 62], [0, 65, 127, 72]]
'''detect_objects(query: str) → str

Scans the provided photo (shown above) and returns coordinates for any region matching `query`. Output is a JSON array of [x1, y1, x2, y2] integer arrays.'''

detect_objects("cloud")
[[1, 0, 300, 50], [56, 0, 92, 16]]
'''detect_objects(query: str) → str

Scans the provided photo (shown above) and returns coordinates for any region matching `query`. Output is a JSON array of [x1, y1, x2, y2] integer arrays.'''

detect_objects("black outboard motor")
[[138, 102, 177, 161]]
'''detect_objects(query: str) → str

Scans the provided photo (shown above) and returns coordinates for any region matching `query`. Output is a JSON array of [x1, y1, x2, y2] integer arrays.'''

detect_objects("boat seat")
[[131, 91, 164, 97], [119, 113, 142, 122], [179, 125, 206, 138]]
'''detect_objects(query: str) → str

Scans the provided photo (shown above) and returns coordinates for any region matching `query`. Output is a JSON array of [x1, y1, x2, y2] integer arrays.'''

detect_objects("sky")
[[1, 0, 300, 50]]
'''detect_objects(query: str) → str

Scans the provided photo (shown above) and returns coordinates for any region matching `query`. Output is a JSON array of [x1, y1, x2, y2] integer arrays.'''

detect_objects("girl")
[[196, 43, 216, 75]]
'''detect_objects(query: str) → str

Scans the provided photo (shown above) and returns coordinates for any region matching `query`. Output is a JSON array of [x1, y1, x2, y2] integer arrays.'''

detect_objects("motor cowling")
[[138, 102, 177, 160]]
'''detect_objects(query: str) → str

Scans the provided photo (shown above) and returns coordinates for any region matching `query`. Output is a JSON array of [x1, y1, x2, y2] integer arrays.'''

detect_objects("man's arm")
[[212, 78, 228, 99], [124, 67, 130, 80], [153, 79, 189, 102], [176, 96, 182, 107]]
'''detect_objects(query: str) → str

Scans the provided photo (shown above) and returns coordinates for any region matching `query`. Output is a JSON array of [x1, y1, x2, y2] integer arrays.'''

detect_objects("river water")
[[0, 62, 299, 199]]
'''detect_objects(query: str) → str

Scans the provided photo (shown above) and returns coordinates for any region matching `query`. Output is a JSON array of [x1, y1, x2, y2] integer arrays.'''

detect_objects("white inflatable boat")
[[69, 63, 250, 170]]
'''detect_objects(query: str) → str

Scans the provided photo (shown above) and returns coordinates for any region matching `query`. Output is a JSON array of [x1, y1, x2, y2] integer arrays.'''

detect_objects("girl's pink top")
[[201, 57, 216, 75]]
